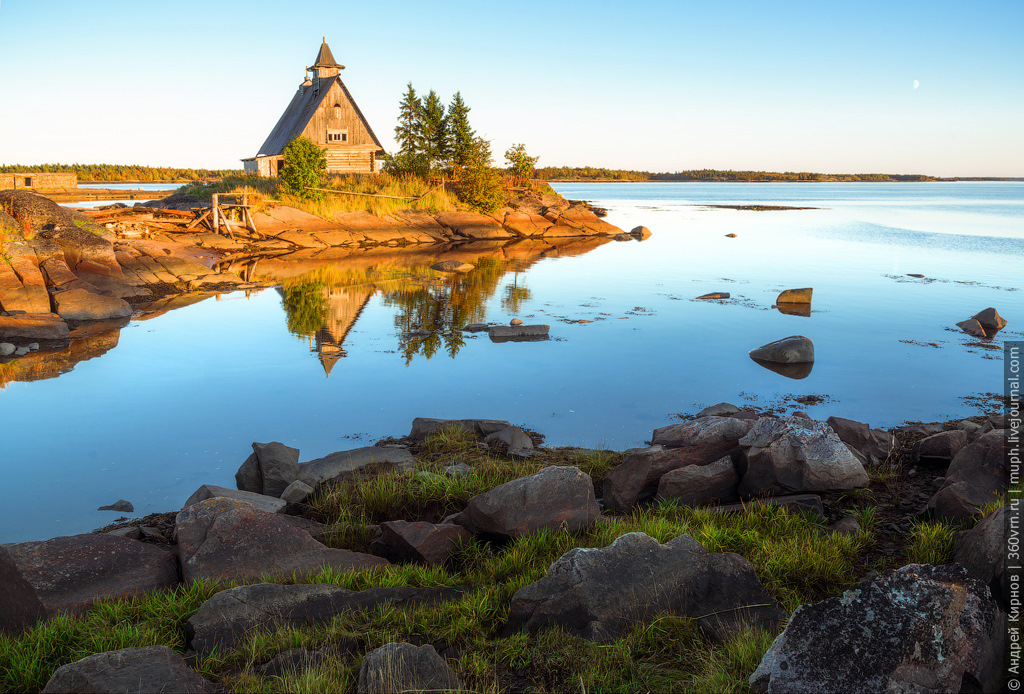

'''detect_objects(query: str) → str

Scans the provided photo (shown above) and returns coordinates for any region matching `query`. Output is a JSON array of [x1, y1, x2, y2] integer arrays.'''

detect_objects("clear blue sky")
[[1, 0, 1021, 176]]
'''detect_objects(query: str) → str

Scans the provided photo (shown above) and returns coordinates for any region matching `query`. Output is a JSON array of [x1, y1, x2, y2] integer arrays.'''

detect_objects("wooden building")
[[1, 172, 77, 190], [242, 39, 385, 177]]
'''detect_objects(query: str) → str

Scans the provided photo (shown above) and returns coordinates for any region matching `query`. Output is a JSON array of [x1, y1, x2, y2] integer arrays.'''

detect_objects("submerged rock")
[[97, 499, 133, 513]]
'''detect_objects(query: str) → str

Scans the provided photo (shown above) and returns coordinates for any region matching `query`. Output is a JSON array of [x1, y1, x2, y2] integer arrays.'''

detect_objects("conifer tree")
[[447, 92, 476, 167], [394, 83, 424, 156], [421, 90, 449, 169]]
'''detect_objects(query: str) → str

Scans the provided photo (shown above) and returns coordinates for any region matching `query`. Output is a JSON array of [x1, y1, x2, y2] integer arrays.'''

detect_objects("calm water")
[[2, 182, 1021, 542], [67, 182, 183, 208]]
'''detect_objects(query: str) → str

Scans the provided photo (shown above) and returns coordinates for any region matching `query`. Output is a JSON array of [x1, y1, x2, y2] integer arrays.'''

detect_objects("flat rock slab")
[[506, 532, 785, 643], [0, 313, 70, 340], [297, 446, 415, 487], [182, 484, 286, 514], [357, 642, 462, 694], [489, 324, 549, 341], [749, 564, 1005, 693], [456, 466, 600, 539], [410, 417, 511, 441], [53, 288, 132, 320], [738, 416, 869, 495], [0, 534, 179, 634], [175, 498, 388, 585], [42, 645, 218, 694], [187, 582, 473, 655], [713, 494, 825, 521]]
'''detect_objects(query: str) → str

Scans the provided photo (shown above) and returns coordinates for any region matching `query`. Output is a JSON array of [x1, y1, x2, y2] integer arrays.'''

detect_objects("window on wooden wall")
[[327, 129, 348, 143], [333, 104, 342, 119]]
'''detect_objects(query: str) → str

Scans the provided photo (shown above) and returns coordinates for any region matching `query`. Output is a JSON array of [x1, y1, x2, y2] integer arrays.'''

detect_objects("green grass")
[[1, 429, 883, 693], [905, 520, 958, 565]]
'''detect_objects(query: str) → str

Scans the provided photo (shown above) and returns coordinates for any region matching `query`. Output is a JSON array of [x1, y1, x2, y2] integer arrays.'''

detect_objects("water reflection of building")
[[311, 286, 373, 377]]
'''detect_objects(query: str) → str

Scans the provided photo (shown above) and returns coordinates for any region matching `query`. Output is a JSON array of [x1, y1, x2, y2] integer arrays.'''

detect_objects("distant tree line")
[[533, 167, 939, 182], [0, 163, 241, 182]]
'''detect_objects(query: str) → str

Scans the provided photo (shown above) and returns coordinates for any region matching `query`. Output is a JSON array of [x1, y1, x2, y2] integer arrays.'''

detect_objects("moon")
[[913, 80, 920, 89]]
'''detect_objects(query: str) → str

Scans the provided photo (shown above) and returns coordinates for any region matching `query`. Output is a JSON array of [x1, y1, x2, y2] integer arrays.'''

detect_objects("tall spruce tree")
[[447, 92, 476, 167], [394, 83, 424, 156], [421, 90, 449, 169]]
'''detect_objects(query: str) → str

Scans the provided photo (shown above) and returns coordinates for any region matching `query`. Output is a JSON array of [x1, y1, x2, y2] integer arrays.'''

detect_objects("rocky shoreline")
[[1, 405, 1013, 692]]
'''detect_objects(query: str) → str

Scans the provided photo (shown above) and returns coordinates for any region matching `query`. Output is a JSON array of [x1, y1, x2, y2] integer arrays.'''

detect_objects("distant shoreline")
[[547, 178, 1023, 183]]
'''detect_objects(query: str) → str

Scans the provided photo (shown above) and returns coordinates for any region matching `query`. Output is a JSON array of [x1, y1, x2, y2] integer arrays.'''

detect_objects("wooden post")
[[212, 194, 219, 234]]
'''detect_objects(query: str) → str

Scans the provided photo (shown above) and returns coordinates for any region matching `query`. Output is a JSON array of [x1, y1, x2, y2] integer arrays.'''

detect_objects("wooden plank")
[[187, 209, 212, 230]]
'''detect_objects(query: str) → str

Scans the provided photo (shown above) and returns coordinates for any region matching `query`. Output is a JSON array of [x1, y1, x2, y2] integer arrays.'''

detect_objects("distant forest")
[[533, 167, 942, 182], [0, 163, 241, 182]]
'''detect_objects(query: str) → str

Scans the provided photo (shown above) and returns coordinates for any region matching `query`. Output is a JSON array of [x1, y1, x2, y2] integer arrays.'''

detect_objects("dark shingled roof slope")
[[254, 75, 383, 158]]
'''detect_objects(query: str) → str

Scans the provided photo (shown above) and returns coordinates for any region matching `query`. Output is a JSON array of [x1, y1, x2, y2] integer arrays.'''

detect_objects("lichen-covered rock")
[[506, 532, 785, 642], [749, 564, 1005, 693]]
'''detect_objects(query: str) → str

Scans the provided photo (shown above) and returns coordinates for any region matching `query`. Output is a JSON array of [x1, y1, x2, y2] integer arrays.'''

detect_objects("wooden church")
[[242, 39, 384, 177]]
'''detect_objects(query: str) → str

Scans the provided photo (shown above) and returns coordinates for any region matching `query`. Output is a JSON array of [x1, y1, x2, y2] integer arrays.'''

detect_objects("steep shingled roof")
[[313, 38, 343, 70], [253, 75, 384, 157]]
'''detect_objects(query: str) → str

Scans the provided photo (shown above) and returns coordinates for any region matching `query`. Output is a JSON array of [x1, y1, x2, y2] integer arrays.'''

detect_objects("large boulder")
[[749, 564, 1005, 694], [296, 446, 415, 488], [357, 642, 462, 694], [0, 534, 178, 635], [605, 418, 751, 513], [175, 498, 387, 584], [377, 521, 472, 565], [506, 532, 785, 642], [41, 646, 218, 694], [913, 429, 968, 466], [455, 466, 599, 539], [186, 582, 471, 655], [409, 417, 511, 441], [928, 430, 1008, 521], [657, 455, 739, 506], [0, 313, 70, 340], [748, 335, 814, 363], [738, 417, 869, 496], [824, 416, 893, 465], [234, 441, 301, 497], [954, 505, 1010, 607]]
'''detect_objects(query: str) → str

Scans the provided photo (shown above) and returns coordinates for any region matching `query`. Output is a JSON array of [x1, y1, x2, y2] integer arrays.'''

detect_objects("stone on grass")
[[357, 642, 461, 694], [280, 480, 314, 504], [187, 582, 472, 655], [377, 521, 472, 564], [928, 430, 1008, 521], [97, 499, 133, 512], [182, 484, 286, 514], [749, 564, 1005, 694], [0, 534, 178, 635], [830, 515, 862, 536], [657, 455, 739, 506], [442, 462, 473, 477], [483, 425, 534, 455], [455, 466, 599, 539], [506, 532, 785, 643], [776, 287, 812, 303], [748, 335, 814, 363], [297, 446, 415, 487], [234, 441, 301, 497], [738, 416, 869, 496], [410, 417, 511, 441], [175, 498, 387, 585], [52, 289, 132, 321], [41, 645, 218, 694], [0, 342, 14, 356]]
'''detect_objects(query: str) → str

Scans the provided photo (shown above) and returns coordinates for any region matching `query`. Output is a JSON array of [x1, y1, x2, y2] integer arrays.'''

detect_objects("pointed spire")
[[313, 38, 344, 75]]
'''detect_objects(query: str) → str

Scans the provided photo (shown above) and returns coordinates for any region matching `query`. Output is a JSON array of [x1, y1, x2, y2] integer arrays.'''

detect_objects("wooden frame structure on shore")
[[187, 194, 259, 238]]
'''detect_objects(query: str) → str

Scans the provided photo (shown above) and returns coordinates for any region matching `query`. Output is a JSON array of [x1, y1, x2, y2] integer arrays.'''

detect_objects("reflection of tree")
[[382, 257, 506, 364], [501, 281, 532, 314], [282, 282, 327, 337]]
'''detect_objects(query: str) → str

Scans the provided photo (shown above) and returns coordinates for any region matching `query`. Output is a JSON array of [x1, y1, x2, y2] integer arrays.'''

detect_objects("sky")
[[0, 0, 1021, 176]]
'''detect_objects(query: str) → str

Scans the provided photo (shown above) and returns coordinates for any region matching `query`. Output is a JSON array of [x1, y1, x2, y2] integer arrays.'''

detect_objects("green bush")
[[504, 143, 539, 180], [280, 136, 326, 199]]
